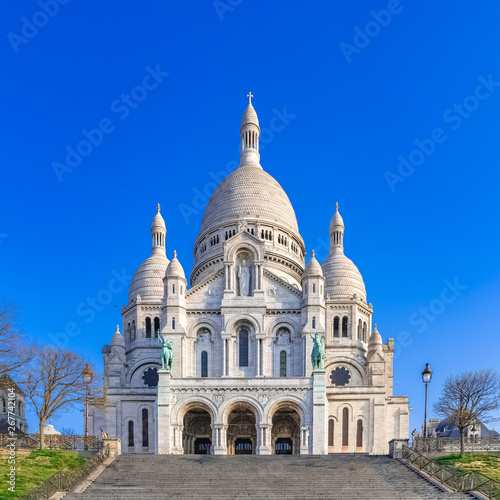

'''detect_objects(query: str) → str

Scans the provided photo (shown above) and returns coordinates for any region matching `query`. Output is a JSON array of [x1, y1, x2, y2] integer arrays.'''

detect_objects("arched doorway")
[[226, 403, 257, 455], [271, 404, 301, 455], [183, 407, 212, 454]]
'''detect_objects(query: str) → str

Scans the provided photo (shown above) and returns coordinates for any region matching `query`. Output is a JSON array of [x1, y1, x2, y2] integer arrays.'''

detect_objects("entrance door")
[[194, 438, 211, 454], [235, 438, 252, 455], [275, 438, 293, 455]]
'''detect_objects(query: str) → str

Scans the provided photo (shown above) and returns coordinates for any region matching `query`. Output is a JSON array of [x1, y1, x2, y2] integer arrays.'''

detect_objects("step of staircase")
[[64, 454, 472, 499]]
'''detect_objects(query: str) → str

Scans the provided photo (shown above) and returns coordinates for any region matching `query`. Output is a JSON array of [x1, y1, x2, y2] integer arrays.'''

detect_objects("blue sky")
[[1, 1, 499, 435]]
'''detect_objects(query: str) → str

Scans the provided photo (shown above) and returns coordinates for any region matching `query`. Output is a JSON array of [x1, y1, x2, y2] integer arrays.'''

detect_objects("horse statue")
[[158, 333, 174, 371], [310, 331, 325, 370]]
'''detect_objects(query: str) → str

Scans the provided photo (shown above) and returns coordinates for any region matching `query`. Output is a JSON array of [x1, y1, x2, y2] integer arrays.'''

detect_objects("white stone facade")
[[88, 97, 409, 455]]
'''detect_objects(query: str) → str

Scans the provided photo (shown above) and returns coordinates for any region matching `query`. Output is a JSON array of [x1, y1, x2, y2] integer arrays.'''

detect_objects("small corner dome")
[[369, 323, 383, 348], [303, 250, 323, 278], [241, 104, 259, 128], [165, 251, 186, 280], [128, 253, 170, 302], [111, 325, 125, 348]]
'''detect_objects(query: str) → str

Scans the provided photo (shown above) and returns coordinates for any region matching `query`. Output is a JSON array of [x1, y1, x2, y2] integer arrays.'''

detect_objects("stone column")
[[213, 424, 226, 455], [156, 369, 171, 454], [312, 369, 327, 455], [258, 424, 272, 455], [256, 333, 265, 377], [221, 333, 227, 377]]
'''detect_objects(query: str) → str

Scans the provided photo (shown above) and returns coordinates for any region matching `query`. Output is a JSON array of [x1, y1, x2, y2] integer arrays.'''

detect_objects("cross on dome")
[[156, 203, 161, 213], [247, 92, 254, 105]]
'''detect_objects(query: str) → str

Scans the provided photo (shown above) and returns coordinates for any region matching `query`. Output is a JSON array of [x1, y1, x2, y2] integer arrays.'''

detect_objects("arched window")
[[363, 322, 367, 343], [358, 319, 362, 340], [312, 317, 316, 329], [333, 317, 339, 338], [154, 317, 160, 337], [239, 330, 249, 367], [356, 419, 363, 448], [201, 351, 208, 378], [312, 283, 316, 293], [145, 317, 152, 339], [342, 316, 348, 338], [1, 398, 5, 412], [342, 408, 349, 447], [172, 284, 175, 294], [172, 317, 175, 329], [280, 350, 287, 377], [142, 409, 149, 448], [17, 401, 22, 416], [328, 419, 334, 447], [132, 320, 136, 341], [127, 322, 131, 342], [128, 421, 134, 447]]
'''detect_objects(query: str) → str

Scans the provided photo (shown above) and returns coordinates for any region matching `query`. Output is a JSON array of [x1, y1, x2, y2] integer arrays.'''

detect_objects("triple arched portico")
[[162, 380, 312, 455]]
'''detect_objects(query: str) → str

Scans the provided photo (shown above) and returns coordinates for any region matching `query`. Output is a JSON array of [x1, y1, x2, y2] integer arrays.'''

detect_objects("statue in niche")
[[238, 260, 250, 296]]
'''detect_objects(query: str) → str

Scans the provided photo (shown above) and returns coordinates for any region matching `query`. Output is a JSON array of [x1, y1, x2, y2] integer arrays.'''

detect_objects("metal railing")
[[402, 445, 500, 499], [21, 444, 110, 500], [0, 433, 101, 450]]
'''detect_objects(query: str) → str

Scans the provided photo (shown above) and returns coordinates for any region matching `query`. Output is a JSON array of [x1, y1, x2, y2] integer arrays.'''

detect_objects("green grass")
[[0, 448, 87, 499], [434, 453, 500, 498]]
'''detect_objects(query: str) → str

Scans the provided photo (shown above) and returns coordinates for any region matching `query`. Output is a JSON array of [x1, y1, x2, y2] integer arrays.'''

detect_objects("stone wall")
[[412, 436, 500, 453]]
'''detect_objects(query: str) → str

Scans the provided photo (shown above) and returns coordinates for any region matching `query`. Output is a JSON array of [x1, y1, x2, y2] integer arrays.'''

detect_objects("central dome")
[[200, 164, 300, 236]]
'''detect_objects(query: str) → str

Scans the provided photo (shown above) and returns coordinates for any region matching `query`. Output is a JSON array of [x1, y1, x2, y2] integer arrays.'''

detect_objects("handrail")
[[21, 444, 110, 500], [401, 445, 500, 499]]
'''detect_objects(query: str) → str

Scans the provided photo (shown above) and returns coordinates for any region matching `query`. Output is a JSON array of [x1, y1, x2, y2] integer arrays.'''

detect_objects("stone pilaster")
[[312, 369, 327, 455], [155, 369, 171, 454], [258, 424, 272, 455]]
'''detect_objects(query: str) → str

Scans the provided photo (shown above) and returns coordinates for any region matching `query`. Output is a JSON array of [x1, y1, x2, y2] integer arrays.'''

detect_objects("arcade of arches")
[[180, 402, 302, 455]]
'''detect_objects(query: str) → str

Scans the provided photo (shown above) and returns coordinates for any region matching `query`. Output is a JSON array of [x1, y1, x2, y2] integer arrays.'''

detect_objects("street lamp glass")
[[421, 363, 433, 383], [83, 364, 92, 383]]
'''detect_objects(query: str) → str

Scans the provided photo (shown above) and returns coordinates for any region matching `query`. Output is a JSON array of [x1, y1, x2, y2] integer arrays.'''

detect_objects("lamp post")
[[82, 363, 92, 450], [421, 363, 433, 438]]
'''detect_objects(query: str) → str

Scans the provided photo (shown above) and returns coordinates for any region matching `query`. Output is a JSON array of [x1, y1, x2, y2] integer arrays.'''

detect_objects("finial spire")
[[335, 202, 339, 211], [311, 249, 315, 258], [156, 203, 161, 213], [116, 325, 120, 333], [173, 250, 177, 258], [247, 91, 254, 105]]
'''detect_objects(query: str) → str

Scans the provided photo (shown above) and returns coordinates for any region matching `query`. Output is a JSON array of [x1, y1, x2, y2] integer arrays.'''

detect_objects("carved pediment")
[[263, 269, 302, 299], [186, 269, 225, 300]]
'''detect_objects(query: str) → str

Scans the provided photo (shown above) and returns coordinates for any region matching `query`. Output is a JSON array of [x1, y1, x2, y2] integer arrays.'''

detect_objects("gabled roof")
[[0, 373, 26, 397]]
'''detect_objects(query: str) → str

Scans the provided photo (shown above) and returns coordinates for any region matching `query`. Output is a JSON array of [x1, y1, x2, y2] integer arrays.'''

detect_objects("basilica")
[[87, 96, 409, 455]]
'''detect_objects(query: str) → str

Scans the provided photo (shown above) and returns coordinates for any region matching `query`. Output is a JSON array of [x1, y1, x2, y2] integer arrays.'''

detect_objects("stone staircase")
[[64, 454, 472, 499]]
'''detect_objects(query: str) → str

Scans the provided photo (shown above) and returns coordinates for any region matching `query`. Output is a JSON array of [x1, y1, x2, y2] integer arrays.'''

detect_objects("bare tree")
[[0, 299, 33, 380], [433, 369, 500, 456], [60, 427, 77, 436], [21, 346, 104, 449]]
